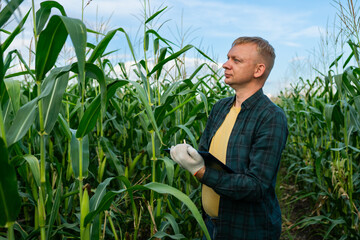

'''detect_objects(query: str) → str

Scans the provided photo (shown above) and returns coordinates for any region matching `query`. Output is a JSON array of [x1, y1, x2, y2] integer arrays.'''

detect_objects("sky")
[[8, 0, 345, 96]]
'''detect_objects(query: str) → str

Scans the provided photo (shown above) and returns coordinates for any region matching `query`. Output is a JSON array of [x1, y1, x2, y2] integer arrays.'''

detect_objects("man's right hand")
[[170, 144, 204, 175]]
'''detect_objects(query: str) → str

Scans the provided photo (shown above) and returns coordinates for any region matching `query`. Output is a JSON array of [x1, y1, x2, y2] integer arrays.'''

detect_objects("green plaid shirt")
[[199, 88, 288, 240]]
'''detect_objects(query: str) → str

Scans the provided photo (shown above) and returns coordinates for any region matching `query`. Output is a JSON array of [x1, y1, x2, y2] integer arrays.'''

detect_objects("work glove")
[[170, 144, 204, 175]]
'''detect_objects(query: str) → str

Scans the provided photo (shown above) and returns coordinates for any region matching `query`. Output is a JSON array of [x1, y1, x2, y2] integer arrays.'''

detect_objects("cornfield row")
[[279, 40, 360, 239], [0, 1, 231, 239]]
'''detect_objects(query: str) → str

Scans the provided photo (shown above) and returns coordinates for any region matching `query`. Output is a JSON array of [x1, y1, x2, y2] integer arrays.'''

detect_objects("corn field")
[[0, 0, 359, 240]]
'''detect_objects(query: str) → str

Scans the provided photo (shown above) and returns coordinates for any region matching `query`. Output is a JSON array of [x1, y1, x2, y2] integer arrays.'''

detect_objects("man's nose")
[[222, 60, 229, 69]]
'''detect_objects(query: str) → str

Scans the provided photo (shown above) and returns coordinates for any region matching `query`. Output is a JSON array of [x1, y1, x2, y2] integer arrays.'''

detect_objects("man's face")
[[222, 43, 260, 89]]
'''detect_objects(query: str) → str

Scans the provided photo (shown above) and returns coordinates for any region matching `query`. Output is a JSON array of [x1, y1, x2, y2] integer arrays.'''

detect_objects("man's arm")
[[195, 166, 205, 179]]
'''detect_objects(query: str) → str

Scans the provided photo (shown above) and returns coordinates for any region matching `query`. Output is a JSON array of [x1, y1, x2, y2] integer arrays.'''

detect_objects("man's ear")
[[254, 63, 266, 78]]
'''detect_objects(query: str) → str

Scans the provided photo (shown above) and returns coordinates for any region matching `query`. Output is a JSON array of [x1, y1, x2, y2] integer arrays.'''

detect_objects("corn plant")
[[0, 0, 234, 239], [279, 38, 360, 239]]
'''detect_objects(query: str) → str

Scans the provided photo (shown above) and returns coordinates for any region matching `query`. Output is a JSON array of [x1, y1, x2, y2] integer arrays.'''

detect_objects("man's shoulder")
[[257, 94, 287, 120]]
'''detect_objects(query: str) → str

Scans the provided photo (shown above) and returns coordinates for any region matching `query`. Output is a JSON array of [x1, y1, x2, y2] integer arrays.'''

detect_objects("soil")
[[279, 173, 324, 240]]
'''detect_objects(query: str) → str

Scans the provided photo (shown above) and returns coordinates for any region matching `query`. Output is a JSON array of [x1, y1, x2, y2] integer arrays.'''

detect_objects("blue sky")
[[16, 0, 343, 95]]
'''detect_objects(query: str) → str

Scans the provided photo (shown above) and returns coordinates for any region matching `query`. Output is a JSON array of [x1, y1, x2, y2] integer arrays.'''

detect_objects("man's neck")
[[233, 85, 263, 108]]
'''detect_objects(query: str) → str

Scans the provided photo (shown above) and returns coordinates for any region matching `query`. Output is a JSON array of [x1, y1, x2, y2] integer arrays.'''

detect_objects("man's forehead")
[[228, 43, 258, 57]]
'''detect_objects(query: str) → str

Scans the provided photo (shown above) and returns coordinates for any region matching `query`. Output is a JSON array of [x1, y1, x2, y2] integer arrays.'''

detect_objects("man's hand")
[[170, 144, 204, 175]]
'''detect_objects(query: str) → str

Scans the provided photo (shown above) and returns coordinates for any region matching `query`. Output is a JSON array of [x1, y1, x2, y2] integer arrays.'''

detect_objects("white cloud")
[[289, 26, 325, 39], [289, 56, 307, 62], [282, 41, 302, 47], [167, 0, 323, 47]]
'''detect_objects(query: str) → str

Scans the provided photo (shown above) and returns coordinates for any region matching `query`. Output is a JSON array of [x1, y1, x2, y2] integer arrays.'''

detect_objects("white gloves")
[[170, 144, 204, 175]]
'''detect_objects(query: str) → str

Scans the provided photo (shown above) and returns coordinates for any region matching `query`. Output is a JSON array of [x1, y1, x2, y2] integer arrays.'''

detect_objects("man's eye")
[[234, 59, 240, 62]]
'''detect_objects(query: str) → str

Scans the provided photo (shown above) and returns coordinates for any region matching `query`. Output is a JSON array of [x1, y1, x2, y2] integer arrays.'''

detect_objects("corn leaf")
[[5, 50, 35, 81], [83, 179, 210, 240], [99, 137, 124, 176], [0, 137, 21, 227], [57, 113, 71, 140], [70, 130, 89, 179], [36, 15, 68, 81], [87, 29, 117, 63], [76, 79, 127, 138], [6, 98, 37, 146], [0, 0, 24, 29], [46, 174, 62, 240], [23, 154, 41, 188], [175, 124, 197, 149], [42, 72, 69, 134], [59, 16, 86, 87], [4, 79, 20, 114], [145, 6, 167, 24], [129, 80, 163, 144], [35, 0, 67, 34], [1, 10, 30, 52]]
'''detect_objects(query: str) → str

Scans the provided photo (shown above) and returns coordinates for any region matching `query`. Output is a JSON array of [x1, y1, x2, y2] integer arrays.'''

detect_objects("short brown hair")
[[232, 37, 275, 78]]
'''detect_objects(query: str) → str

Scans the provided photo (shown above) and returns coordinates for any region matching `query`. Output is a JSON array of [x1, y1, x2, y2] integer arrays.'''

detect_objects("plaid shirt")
[[199, 88, 288, 240]]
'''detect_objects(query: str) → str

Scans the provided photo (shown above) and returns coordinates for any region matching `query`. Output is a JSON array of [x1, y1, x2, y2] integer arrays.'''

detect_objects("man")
[[170, 37, 288, 239]]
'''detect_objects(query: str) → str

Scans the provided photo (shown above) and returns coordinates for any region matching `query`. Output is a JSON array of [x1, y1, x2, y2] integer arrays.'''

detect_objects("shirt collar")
[[226, 88, 264, 110], [241, 88, 264, 110]]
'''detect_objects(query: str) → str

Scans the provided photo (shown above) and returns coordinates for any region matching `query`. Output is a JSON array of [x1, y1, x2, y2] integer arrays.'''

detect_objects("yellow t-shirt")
[[202, 105, 241, 217]]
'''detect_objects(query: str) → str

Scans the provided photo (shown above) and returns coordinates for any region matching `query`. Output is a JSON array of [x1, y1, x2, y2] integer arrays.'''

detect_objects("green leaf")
[[83, 180, 210, 240], [35, 0, 67, 34], [1, 10, 30, 52], [158, 157, 175, 186], [84, 176, 131, 226], [99, 137, 124, 176], [46, 175, 62, 240], [76, 98, 101, 138], [145, 6, 167, 23], [58, 16, 87, 87], [6, 98, 37, 146], [22, 154, 40, 188], [151, 231, 185, 239], [40, 64, 72, 98], [0, 0, 24, 28], [89, 178, 112, 240], [144, 31, 149, 51], [144, 182, 210, 240], [148, 44, 216, 77], [162, 213, 180, 234], [0, 44, 4, 97], [76, 80, 128, 138], [329, 53, 343, 69], [129, 80, 163, 144], [87, 29, 117, 63], [57, 113, 71, 140], [0, 137, 21, 227], [83, 63, 107, 115], [36, 15, 86, 84], [4, 79, 20, 113], [36, 15, 68, 81], [148, 45, 193, 77], [175, 124, 198, 149], [70, 130, 89, 179], [154, 95, 176, 125], [42, 72, 69, 134], [5, 50, 35, 81]]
